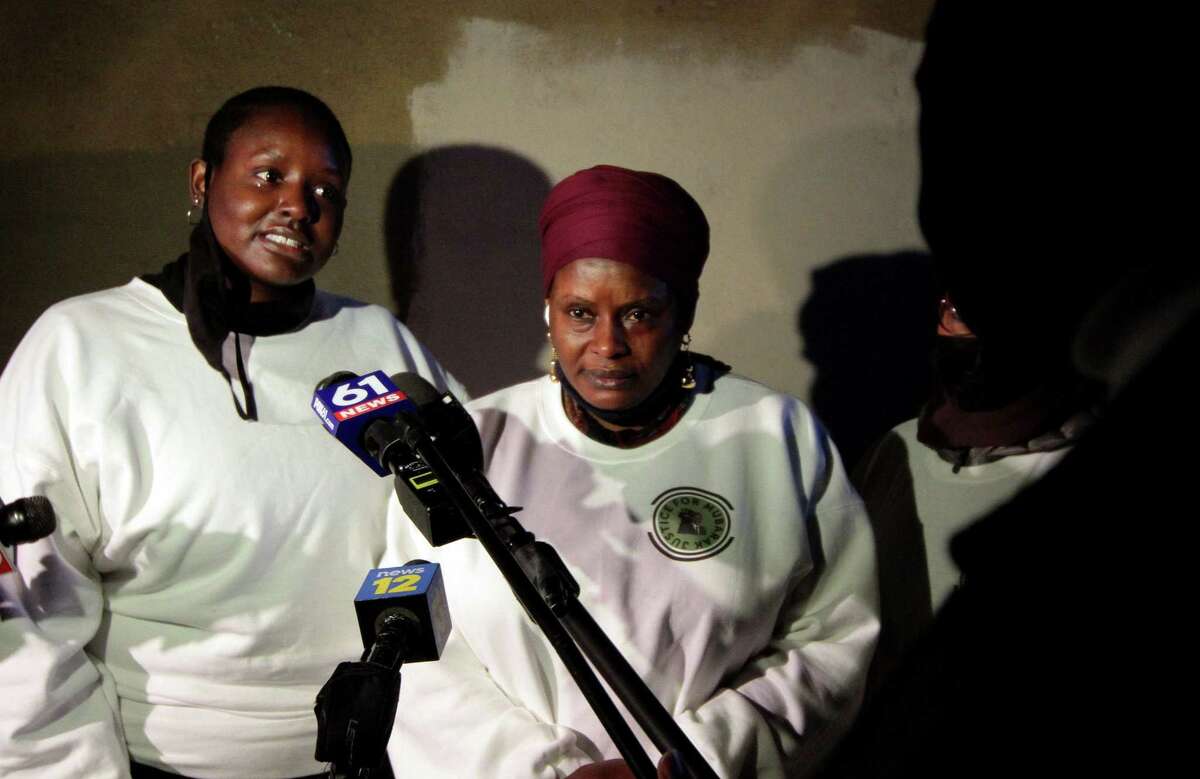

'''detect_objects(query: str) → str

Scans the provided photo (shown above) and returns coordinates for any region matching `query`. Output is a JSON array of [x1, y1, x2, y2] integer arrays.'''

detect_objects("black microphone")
[[1, 495, 56, 546], [352, 559, 451, 667], [312, 370, 477, 546], [315, 370, 358, 392], [314, 560, 451, 775], [370, 374, 483, 547]]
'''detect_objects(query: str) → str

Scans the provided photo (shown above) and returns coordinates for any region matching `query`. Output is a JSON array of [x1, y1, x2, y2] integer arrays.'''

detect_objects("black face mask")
[[933, 336, 1035, 411], [555, 356, 687, 428]]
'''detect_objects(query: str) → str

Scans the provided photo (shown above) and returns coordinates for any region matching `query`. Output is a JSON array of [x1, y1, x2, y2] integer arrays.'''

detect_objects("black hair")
[[201, 86, 352, 181]]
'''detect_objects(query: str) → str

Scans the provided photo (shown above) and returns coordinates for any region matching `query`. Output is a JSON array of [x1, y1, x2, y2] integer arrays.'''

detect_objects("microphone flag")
[[311, 370, 420, 476], [353, 561, 451, 663]]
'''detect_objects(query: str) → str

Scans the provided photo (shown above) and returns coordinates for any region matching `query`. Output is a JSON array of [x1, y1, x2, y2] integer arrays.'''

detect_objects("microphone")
[[1, 495, 56, 546], [353, 559, 451, 667], [1, 494, 56, 575], [376, 374, 483, 547], [312, 370, 422, 476], [314, 560, 451, 774], [312, 370, 479, 546]]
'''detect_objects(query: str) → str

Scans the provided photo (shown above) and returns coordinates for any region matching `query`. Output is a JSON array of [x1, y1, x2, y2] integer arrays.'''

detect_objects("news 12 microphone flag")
[[354, 562, 451, 663]]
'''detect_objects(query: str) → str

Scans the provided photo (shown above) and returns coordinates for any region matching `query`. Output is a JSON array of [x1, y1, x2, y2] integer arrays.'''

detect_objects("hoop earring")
[[187, 197, 203, 225], [680, 332, 696, 389], [330, 243, 339, 258], [547, 330, 559, 383]]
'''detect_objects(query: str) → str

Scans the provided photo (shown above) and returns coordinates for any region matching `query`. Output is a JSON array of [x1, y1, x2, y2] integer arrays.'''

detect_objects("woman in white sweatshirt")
[[392, 165, 879, 779], [0, 86, 461, 779]]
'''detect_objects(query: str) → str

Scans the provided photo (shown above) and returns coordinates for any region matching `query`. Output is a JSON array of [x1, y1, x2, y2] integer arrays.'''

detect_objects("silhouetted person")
[[821, 2, 1189, 776], [854, 283, 1101, 692]]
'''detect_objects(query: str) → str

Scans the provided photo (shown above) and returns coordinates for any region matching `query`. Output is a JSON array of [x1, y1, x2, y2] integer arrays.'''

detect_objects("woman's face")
[[548, 258, 683, 412], [189, 105, 347, 302]]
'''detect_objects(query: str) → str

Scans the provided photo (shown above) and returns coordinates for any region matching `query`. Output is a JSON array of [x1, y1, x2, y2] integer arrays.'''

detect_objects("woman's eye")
[[313, 184, 342, 204], [253, 169, 281, 184], [626, 308, 661, 325], [567, 307, 590, 320]]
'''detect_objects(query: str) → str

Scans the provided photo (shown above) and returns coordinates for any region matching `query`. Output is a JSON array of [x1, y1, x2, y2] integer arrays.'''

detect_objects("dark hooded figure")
[[822, 3, 1194, 778]]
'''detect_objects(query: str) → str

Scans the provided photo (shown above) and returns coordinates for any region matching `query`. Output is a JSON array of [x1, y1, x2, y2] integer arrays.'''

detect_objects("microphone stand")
[[315, 626, 406, 779], [368, 419, 719, 779]]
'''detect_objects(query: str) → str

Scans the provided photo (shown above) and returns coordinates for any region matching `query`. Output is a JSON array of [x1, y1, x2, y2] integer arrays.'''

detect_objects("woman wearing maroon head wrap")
[[392, 165, 879, 778]]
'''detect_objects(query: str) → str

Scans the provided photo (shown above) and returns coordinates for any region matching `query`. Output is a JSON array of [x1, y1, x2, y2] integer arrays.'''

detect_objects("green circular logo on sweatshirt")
[[649, 487, 734, 561]]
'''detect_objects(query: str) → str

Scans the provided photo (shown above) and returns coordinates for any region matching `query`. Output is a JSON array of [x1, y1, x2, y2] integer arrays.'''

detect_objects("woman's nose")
[[278, 181, 315, 223], [591, 318, 629, 357]]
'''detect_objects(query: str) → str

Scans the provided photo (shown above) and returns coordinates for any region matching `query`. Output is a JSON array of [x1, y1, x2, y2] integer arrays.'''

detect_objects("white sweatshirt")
[[0, 279, 462, 779], [389, 370, 879, 778], [857, 418, 1068, 609]]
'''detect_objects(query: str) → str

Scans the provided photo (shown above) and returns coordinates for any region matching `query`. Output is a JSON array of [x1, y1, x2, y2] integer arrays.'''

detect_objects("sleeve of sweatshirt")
[[666, 403, 879, 779], [0, 305, 131, 779]]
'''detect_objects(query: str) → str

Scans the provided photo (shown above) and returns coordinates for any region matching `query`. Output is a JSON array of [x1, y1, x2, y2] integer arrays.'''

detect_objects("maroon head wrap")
[[539, 165, 709, 312]]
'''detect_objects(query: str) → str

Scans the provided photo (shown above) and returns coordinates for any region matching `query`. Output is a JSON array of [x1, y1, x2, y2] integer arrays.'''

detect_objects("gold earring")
[[187, 196, 203, 225], [680, 332, 696, 389], [548, 330, 559, 383]]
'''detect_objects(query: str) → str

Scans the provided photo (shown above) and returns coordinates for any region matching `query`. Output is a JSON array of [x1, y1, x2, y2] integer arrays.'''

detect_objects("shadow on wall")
[[798, 251, 937, 471], [385, 146, 552, 399], [0, 148, 188, 371]]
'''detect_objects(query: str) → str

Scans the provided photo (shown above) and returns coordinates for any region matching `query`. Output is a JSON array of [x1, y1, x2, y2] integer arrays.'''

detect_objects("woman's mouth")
[[260, 231, 310, 256], [584, 370, 636, 390]]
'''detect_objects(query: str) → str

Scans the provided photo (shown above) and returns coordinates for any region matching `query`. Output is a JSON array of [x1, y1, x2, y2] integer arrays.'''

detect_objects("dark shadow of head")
[[799, 251, 937, 471], [384, 146, 552, 398], [915, 2, 1133, 370], [817, 6, 1176, 774]]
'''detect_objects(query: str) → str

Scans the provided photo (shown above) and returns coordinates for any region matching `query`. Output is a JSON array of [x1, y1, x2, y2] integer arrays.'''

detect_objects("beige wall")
[[0, 0, 935, 464]]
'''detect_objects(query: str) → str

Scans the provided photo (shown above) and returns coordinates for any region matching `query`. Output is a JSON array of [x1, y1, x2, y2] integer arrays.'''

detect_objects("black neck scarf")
[[556, 353, 730, 446], [556, 355, 687, 429], [917, 339, 1101, 470], [142, 216, 315, 420]]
